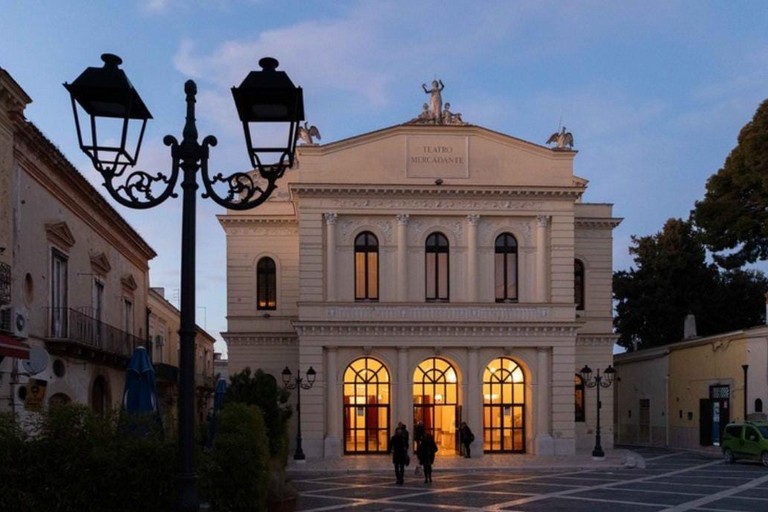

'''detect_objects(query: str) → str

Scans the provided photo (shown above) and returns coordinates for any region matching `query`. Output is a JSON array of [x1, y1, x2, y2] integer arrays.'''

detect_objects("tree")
[[692, 98, 768, 268], [225, 367, 291, 457], [614, 218, 719, 350]]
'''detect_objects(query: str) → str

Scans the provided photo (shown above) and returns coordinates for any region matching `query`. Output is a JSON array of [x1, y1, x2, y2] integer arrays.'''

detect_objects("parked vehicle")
[[722, 421, 768, 467]]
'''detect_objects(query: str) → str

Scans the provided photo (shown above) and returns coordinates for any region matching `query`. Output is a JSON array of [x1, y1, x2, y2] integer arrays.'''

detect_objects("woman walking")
[[416, 433, 438, 483]]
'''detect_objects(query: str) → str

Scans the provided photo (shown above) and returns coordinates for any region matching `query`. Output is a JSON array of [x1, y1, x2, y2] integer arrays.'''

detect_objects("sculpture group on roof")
[[408, 79, 467, 126], [546, 126, 574, 150]]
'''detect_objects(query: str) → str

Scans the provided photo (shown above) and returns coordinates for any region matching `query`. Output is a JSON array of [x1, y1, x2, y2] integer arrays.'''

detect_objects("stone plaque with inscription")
[[406, 135, 468, 178]]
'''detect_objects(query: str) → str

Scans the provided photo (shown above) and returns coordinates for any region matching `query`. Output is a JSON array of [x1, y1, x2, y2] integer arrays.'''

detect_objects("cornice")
[[575, 217, 623, 229], [223, 334, 298, 346], [218, 216, 297, 226], [290, 184, 584, 200], [292, 323, 580, 338], [576, 334, 619, 346]]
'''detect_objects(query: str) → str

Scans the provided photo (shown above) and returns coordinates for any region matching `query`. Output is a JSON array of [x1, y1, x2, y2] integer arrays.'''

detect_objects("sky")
[[3, 1, 768, 357]]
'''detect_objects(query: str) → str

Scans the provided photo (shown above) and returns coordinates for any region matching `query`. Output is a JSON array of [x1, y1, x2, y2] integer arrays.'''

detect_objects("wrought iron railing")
[[47, 307, 143, 359], [0, 261, 10, 306]]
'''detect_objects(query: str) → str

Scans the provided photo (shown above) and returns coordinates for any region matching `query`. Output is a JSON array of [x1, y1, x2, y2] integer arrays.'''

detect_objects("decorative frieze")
[[325, 304, 551, 322], [328, 197, 546, 211], [225, 335, 298, 346], [293, 323, 578, 338]]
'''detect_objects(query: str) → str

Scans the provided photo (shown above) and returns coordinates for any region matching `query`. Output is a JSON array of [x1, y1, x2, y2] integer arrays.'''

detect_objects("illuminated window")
[[425, 232, 449, 302], [483, 357, 525, 453], [575, 374, 585, 422], [343, 357, 390, 453], [354, 232, 379, 301], [495, 233, 518, 302], [257, 257, 276, 310], [413, 358, 459, 449]]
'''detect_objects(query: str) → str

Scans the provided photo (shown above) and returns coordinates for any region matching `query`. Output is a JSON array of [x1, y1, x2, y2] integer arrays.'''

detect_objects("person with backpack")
[[460, 421, 474, 458]]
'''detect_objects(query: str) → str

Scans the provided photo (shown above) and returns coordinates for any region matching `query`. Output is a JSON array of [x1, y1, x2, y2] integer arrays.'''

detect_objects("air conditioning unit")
[[10, 306, 29, 339]]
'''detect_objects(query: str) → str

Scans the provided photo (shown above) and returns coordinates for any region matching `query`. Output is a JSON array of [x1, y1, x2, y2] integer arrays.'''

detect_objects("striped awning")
[[0, 333, 30, 359]]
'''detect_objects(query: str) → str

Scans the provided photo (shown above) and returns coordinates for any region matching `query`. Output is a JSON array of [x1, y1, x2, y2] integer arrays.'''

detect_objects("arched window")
[[413, 357, 458, 449], [257, 257, 276, 310], [425, 232, 449, 302], [483, 357, 526, 453], [756, 398, 764, 413], [495, 233, 518, 302], [574, 259, 585, 311], [343, 357, 390, 454], [354, 232, 379, 301], [575, 374, 585, 422]]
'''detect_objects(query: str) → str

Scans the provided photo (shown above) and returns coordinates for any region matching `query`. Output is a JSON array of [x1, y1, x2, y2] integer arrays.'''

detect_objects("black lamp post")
[[579, 364, 616, 458], [281, 366, 316, 460], [65, 54, 304, 512]]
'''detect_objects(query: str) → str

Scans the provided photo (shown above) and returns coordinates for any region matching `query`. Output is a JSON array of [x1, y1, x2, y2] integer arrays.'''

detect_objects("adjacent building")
[[221, 96, 621, 459], [614, 324, 768, 450], [0, 67, 215, 426]]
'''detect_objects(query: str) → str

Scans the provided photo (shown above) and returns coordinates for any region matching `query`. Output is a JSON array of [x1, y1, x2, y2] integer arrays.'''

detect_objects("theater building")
[[221, 96, 620, 459]]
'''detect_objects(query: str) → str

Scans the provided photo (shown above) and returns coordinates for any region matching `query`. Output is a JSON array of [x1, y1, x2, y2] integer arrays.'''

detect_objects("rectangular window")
[[51, 250, 68, 337]]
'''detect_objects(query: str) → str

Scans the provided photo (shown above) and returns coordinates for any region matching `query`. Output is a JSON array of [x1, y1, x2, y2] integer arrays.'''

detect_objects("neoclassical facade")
[[221, 118, 620, 458]]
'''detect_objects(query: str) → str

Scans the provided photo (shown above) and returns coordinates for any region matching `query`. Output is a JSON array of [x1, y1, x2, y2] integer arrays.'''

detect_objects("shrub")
[[201, 402, 270, 511]]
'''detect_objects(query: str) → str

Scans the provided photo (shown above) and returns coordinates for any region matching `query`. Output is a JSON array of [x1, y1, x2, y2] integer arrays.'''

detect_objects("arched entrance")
[[343, 357, 390, 454], [483, 357, 526, 452], [413, 357, 459, 455]]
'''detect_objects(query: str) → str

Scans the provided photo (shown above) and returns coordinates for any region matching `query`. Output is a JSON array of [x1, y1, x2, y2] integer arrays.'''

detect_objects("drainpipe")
[[665, 375, 670, 447], [742, 364, 749, 420]]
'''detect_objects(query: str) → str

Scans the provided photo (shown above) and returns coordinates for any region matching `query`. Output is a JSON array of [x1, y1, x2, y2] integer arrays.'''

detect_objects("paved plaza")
[[287, 447, 768, 511]]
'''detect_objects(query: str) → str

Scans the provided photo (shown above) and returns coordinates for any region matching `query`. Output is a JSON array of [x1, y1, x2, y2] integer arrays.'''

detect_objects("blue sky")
[[3, 1, 768, 356]]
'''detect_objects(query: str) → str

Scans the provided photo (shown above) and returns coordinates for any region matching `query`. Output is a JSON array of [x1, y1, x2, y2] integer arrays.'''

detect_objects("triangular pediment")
[[45, 222, 75, 250], [90, 252, 112, 276], [295, 124, 579, 189], [121, 274, 138, 293]]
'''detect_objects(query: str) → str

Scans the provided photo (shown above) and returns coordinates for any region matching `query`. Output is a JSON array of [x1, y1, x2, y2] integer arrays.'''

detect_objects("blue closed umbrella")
[[206, 378, 227, 448], [122, 346, 161, 435]]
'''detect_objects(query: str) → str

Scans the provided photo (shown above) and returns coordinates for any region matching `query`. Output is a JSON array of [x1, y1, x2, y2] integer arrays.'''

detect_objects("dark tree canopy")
[[613, 218, 767, 351], [692, 98, 768, 269], [225, 367, 291, 456]]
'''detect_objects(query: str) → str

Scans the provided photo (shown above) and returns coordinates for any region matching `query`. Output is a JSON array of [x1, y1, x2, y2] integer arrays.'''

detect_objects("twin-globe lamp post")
[[282, 366, 316, 460], [579, 364, 616, 458], [64, 53, 304, 512]]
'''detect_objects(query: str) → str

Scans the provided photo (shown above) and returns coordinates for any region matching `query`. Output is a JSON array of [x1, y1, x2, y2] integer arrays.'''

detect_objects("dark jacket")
[[416, 434, 438, 465], [389, 431, 409, 465]]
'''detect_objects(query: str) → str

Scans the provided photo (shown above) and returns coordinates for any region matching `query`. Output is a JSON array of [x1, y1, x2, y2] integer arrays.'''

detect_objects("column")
[[396, 214, 409, 302], [397, 346, 410, 429], [324, 346, 341, 458], [466, 214, 479, 302], [325, 213, 337, 301], [467, 347, 482, 456], [536, 215, 549, 302], [535, 347, 554, 455]]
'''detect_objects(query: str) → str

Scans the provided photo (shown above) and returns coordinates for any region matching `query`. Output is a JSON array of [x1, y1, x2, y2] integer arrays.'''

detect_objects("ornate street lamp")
[[281, 366, 316, 460], [65, 54, 304, 512], [579, 364, 616, 458]]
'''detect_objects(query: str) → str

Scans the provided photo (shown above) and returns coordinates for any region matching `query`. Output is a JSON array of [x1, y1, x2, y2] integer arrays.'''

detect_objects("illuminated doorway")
[[343, 357, 390, 454], [413, 357, 459, 455], [483, 357, 526, 453]]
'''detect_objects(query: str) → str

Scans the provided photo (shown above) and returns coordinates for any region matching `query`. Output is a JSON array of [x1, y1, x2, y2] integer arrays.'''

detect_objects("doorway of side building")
[[413, 357, 460, 456], [343, 357, 391, 454], [483, 357, 526, 453]]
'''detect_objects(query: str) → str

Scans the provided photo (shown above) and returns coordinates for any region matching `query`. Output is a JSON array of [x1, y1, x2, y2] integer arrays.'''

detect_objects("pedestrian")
[[460, 421, 474, 458], [398, 421, 410, 448], [416, 432, 438, 483], [388, 426, 409, 484], [413, 420, 425, 475]]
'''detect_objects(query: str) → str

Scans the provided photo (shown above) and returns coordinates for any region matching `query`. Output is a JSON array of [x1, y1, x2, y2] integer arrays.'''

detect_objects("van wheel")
[[761, 451, 768, 467], [723, 449, 735, 464]]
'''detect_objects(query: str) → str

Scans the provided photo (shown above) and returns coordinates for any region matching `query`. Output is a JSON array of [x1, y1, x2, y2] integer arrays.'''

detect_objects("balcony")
[[46, 307, 144, 367], [155, 362, 179, 384]]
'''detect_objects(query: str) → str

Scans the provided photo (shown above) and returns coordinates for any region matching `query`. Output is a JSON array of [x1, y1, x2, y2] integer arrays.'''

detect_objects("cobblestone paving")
[[287, 447, 768, 511]]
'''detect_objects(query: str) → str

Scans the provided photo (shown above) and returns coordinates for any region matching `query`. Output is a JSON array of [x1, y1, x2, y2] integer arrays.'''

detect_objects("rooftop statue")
[[297, 122, 321, 145], [546, 126, 574, 150], [407, 80, 467, 125]]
